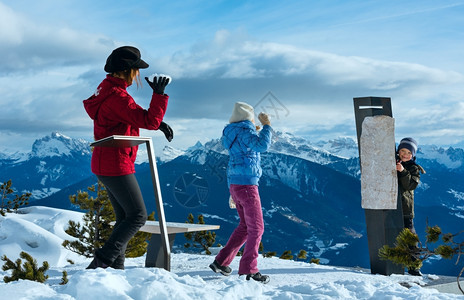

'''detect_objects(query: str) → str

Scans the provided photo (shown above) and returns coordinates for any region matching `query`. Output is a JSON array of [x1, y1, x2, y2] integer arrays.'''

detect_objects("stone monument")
[[353, 97, 404, 275]]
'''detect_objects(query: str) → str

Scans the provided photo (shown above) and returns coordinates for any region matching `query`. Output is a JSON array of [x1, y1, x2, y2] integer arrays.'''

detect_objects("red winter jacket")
[[83, 75, 168, 176]]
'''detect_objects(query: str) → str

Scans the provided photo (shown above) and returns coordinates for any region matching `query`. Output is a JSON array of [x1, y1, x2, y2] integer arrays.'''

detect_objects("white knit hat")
[[229, 102, 255, 123]]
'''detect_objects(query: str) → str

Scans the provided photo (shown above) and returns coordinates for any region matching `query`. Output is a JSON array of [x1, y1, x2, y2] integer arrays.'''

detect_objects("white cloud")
[[0, 2, 114, 74], [1, 10, 464, 152], [0, 2, 23, 45], [125, 30, 464, 146], [158, 29, 464, 98]]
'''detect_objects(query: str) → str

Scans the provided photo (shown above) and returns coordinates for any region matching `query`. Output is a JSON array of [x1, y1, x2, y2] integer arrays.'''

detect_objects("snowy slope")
[[0, 206, 462, 299], [0, 206, 85, 267]]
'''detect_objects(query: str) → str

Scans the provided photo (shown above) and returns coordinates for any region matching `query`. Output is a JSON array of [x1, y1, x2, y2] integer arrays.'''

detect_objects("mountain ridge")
[[1, 131, 464, 275]]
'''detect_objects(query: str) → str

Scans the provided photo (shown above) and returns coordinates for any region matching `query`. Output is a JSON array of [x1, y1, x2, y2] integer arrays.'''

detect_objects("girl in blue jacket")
[[210, 102, 272, 284]]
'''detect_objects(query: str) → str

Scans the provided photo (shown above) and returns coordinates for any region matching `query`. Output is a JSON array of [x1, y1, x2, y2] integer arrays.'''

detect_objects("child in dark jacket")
[[209, 102, 272, 284], [396, 137, 425, 276]]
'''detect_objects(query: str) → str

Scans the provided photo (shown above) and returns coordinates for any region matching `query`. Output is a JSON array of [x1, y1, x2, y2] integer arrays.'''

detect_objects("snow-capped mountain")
[[160, 145, 187, 162], [314, 136, 360, 159], [31, 132, 91, 159], [419, 145, 464, 170], [0, 149, 28, 164], [200, 131, 353, 164], [0, 132, 92, 199]]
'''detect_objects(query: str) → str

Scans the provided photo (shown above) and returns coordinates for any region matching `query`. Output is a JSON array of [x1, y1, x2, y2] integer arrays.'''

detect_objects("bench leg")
[[145, 233, 176, 268]]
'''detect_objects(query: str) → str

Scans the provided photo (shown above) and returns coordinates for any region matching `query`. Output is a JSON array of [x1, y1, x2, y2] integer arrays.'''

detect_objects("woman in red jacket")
[[83, 46, 172, 269]]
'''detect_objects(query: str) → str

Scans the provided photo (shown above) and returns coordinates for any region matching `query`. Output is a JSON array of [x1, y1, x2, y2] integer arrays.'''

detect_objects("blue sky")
[[1, 0, 464, 153]]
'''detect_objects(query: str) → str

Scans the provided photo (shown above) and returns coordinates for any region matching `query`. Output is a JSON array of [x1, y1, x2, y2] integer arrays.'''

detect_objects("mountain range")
[[1, 131, 463, 276]]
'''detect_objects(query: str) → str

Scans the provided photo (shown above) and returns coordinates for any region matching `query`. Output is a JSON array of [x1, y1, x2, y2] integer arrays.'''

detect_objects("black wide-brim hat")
[[104, 46, 149, 73]]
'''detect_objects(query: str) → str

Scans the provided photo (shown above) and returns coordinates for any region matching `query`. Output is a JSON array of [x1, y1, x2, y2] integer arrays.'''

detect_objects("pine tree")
[[62, 181, 154, 258], [297, 249, 308, 261], [62, 181, 112, 257], [1, 252, 49, 283], [280, 250, 293, 260], [379, 228, 423, 270], [0, 179, 30, 216], [60, 271, 68, 285], [310, 258, 320, 264], [10, 193, 31, 213], [379, 225, 464, 293], [259, 242, 277, 258], [184, 213, 216, 255], [0, 179, 13, 216]]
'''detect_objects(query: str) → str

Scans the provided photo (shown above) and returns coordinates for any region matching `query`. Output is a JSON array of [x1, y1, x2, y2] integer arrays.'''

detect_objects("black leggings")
[[96, 174, 147, 267]]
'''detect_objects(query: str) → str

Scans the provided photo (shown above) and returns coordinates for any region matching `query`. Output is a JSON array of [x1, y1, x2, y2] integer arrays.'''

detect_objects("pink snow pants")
[[215, 184, 264, 274]]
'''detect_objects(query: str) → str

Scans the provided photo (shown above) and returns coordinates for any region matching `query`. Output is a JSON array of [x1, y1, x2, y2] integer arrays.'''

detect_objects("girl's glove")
[[158, 122, 174, 142], [258, 112, 271, 126], [145, 76, 170, 95]]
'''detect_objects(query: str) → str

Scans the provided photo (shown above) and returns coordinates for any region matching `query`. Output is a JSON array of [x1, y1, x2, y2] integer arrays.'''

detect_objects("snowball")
[[149, 73, 172, 85]]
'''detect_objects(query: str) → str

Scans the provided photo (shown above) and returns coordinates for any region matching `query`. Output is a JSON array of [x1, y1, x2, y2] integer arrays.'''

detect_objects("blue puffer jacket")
[[222, 120, 272, 186]]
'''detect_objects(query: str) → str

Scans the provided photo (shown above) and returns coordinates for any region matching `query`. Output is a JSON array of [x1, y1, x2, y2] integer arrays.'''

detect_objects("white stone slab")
[[360, 116, 398, 209]]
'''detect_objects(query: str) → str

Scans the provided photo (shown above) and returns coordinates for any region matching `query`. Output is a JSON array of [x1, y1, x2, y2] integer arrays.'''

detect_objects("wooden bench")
[[111, 220, 219, 267], [92, 135, 220, 271], [138, 221, 219, 268]]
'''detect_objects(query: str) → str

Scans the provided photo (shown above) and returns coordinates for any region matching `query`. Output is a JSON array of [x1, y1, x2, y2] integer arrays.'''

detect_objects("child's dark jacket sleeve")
[[398, 164, 421, 191]]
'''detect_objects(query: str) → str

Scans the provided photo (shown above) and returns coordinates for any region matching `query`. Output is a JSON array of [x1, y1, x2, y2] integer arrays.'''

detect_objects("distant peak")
[[51, 131, 68, 139], [31, 132, 90, 158], [187, 141, 204, 152]]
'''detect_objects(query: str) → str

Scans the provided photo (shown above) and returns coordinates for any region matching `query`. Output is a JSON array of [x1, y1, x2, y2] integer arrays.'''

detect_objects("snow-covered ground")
[[0, 206, 463, 300]]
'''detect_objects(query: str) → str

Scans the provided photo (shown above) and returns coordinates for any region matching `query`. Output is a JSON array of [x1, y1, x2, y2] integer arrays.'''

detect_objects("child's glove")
[[258, 112, 271, 126]]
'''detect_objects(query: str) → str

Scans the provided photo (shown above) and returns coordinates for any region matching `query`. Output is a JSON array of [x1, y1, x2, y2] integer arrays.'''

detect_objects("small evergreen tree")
[[1, 252, 49, 283], [259, 242, 276, 258], [62, 181, 154, 258], [0, 179, 13, 216], [184, 213, 216, 255], [280, 250, 293, 260], [62, 181, 113, 257], [60, 271, 68, 285], [380, 225, 464, 294], [297, 249, 308, 261], [10, 193, 31, 213], [0, 179, 30, 216], [310, 258, 320, 264]]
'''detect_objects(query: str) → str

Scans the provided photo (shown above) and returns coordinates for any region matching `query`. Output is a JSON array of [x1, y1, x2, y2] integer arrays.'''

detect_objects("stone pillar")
[[360, 115, 398, 210]]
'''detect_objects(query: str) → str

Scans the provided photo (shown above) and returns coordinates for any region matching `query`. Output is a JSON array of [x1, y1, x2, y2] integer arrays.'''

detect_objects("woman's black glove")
[[158, 121, 173, 142], [145, 76, 170, 95]]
